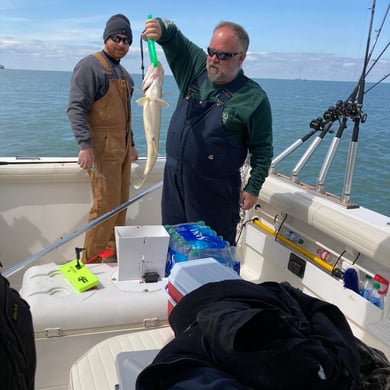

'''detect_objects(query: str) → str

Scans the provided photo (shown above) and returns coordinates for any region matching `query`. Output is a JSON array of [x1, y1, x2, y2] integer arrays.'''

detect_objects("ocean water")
[[0, 69, 389, 216]]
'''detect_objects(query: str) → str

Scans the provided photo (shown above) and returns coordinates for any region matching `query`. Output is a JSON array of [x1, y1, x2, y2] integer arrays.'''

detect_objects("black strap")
[[217, 72, 247, 103], [185, 71, 207, 99], [140, 31, 146, 80]]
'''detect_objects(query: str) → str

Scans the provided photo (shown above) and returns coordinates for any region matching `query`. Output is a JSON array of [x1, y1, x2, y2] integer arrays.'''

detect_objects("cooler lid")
[[168, 257, 240, 295]]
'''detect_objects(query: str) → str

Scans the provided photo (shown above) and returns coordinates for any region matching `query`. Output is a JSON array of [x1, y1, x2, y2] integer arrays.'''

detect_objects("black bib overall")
[[162, 71, 247, 244]]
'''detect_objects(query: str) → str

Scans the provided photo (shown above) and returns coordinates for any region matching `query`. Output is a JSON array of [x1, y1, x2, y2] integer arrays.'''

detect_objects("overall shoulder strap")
[[92, 52, 112, 76], [217, 72, 248, 104], [93, 52, 129, 83], [185, 70, 208, 99]]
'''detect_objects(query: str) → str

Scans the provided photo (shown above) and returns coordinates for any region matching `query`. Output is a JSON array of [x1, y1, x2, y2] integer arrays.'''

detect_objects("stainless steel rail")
[[3, 181, 163, 278]]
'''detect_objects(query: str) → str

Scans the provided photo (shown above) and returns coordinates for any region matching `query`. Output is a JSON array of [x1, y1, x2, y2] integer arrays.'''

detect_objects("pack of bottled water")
[[164, 221, 240, 276]]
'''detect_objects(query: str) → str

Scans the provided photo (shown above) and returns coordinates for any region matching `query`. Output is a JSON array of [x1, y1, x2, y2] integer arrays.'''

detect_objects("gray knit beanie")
[[103, 14, 132, 45]]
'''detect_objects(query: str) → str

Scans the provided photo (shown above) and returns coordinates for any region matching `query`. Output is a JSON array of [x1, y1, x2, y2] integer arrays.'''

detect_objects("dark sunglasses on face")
[[207, 47, 242, 60], [110, 35, 131, 45]]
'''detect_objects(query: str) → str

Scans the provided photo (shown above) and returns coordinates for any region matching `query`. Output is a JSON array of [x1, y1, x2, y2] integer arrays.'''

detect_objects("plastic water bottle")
[[174, 237, 191, 259], [369, 282, 384, 309], [360, 275, 373, 300], [285, 230, 304, 244], [186, 235, 222, 250], [165, 235, 192, 275]]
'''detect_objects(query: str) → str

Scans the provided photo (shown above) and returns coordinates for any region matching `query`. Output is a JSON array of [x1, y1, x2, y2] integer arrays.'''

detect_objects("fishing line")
[[365, 72, 390, 93], [365, 41, 390, 79]]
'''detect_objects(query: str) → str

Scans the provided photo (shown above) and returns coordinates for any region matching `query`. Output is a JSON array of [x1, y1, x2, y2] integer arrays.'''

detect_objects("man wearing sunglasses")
[[144, 18, 273, 246], [68, 14, 139, 262]]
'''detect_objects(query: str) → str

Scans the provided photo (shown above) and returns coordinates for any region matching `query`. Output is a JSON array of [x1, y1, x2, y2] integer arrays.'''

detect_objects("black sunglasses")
[[207, 47, 241, 61], [110, 35, 131, 45]]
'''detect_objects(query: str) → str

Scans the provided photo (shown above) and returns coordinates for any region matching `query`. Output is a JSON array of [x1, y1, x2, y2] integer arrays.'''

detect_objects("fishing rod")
[[341, 0, 377, 203], [315, 0, 387, 199], [272, 1, 387, 202], [363, 2, 390, 91], [365, 2, 389, 73]]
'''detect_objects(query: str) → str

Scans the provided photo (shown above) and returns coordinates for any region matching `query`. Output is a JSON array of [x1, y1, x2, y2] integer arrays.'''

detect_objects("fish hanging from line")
[[134, 62, 169, 189]]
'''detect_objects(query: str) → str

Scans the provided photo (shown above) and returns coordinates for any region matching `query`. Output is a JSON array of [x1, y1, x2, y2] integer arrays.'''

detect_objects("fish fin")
[[136, 97, 148, 106], [152, 140, 159, 156], [157, 98, 169, 107]]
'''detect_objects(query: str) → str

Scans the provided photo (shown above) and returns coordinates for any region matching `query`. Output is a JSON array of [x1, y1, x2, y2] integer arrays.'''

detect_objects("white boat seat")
[[69, 326, 174, 390]]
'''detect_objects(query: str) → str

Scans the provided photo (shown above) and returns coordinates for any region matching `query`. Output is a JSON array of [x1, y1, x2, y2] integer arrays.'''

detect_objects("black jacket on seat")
[[136, 279, 360, 389]]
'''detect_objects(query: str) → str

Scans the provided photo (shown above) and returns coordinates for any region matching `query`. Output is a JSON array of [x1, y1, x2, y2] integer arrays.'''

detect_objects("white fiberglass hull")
[[1, 157, 389, 389]]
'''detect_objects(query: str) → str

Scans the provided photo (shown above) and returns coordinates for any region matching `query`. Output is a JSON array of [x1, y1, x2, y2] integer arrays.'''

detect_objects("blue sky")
[[0, 0, 389, 82]]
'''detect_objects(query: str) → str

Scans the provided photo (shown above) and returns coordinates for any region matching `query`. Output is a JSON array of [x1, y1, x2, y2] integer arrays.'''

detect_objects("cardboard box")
[[115, 225, 170, 281], [167, 257, 241, 314]]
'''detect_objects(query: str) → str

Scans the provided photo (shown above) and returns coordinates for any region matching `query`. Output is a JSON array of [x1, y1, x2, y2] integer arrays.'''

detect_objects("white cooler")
[[167, 257, 241, 315], [19, 262, 169, 389]]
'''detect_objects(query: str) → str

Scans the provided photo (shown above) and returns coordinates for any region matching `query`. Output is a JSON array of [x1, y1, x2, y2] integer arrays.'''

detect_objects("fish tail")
[[133, 175, 147, 190]]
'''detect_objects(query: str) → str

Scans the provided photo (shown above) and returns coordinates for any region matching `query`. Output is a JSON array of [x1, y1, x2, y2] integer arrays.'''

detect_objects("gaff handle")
[[147, 14, 158, 67]]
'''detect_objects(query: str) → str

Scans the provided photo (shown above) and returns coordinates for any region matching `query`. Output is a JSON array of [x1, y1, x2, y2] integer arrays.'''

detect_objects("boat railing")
[[3, 180, 163, 278]]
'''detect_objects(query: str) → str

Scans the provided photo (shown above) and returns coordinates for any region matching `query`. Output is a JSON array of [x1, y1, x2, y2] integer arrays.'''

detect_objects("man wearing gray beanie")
[[103, 14, 133, 45], [67, 14, 138, 262]]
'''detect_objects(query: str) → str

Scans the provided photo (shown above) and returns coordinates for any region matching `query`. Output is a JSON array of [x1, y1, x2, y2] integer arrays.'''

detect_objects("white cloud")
[[0, 34, 388, 83]]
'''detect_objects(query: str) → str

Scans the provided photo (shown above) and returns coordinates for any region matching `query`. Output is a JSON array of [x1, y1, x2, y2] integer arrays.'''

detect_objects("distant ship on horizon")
[[0, 65, 4, 69]]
